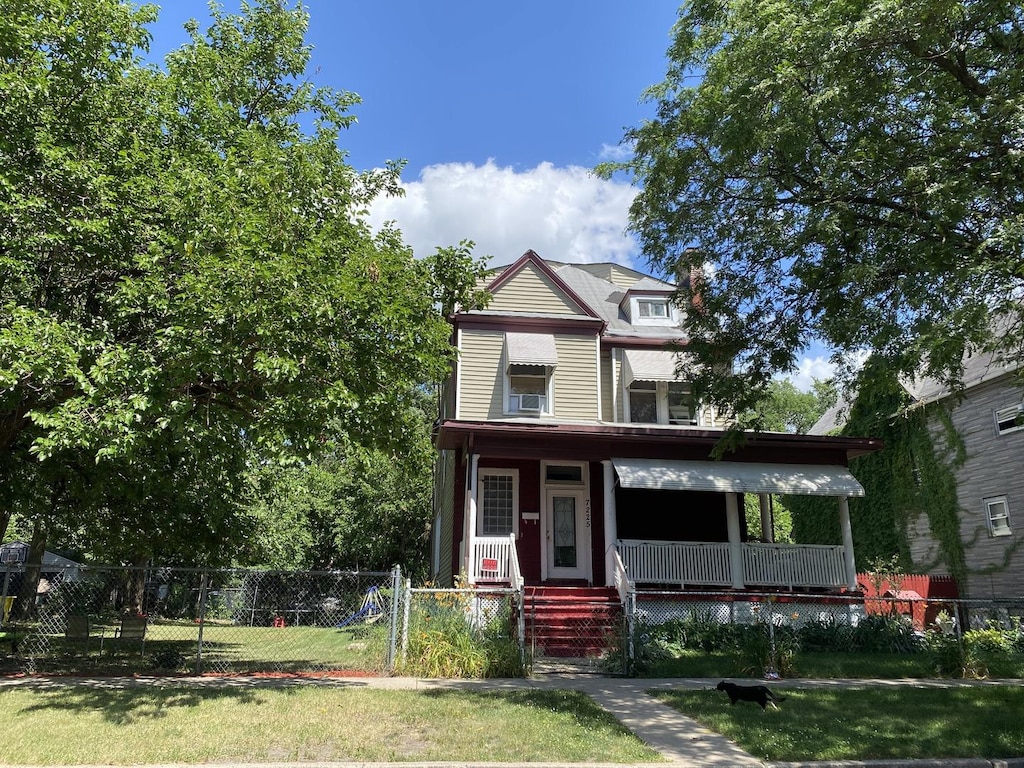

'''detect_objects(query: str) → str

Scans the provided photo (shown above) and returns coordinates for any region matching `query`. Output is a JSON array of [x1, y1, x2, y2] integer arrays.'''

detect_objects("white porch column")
[[602, 460, 618, 587], [464, 453, 480, 584], [838, 495, 857, 590], [725, 492, 744, 589], [758, 494, 774, 543]]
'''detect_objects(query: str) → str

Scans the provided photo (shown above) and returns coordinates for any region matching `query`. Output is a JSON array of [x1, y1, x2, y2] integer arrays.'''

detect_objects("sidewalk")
[[2, 672, 1023, 768]]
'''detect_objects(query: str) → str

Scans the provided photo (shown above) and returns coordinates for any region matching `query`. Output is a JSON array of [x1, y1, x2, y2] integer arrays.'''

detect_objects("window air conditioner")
[[519, 394, 543, 412]]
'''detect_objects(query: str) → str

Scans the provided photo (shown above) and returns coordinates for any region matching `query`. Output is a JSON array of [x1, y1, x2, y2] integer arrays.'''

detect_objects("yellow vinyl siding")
[[609, 264, 643, 289], [488, 262, 582, 315], [458, 329, 505, 419], [600, 350, 614, 422], [553, 335, 600, 420]]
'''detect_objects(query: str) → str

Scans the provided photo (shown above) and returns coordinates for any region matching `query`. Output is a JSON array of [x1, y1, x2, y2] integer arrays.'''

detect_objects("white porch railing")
[[742, 543, 846, 589], [617, 540, 733, 587], [508, 533, 524, 591], [616, 539, 847, 590], [469, 536, 515, 583]]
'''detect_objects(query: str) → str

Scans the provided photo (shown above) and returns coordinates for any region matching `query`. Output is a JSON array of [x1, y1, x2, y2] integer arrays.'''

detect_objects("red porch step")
[[524, 586, 622, 658]]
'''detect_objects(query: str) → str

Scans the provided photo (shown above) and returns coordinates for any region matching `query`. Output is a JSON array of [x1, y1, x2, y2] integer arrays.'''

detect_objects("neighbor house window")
[[628, 380, 699, 425], [985, 496, 1012, 537], [479, 470, 518, 536], [507, 364, 551, 414], [995, 404, 1024, 435]]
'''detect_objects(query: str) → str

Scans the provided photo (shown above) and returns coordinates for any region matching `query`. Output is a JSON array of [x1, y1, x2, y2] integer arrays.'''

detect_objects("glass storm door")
[[545, 490, 589, 580]]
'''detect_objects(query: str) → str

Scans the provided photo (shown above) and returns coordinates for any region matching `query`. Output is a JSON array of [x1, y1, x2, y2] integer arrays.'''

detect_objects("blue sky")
[[145, 1, 833, 388]]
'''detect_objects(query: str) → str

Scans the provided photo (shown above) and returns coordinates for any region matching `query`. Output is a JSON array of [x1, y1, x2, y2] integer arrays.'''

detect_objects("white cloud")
[[598, 142, 633, 162], [784, 356, 836, 391], [368, 160, 641, 267]]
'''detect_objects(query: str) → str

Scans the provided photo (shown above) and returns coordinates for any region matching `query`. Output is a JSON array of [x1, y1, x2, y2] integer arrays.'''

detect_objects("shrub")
[[851, 614, 922, 654], [399, 592, 523, 678], [735, 622, 797, 678], [797, 616, 855, 652]]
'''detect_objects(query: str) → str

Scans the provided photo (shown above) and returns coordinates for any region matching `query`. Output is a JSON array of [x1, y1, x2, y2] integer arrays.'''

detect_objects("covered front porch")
[[603, 458, 861, 593], [466, 457, 861, 592], [440, 420, 878, 593]]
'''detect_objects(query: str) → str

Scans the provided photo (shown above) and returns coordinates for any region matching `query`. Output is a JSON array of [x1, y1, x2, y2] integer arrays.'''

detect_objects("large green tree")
[[605, 0, 1024, 416], [0, 1, 484, 564]]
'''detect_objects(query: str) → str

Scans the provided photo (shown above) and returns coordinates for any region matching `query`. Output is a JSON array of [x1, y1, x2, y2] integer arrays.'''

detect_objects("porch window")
[[985, 496, 1012, 537], [479, 470, 517, 536]]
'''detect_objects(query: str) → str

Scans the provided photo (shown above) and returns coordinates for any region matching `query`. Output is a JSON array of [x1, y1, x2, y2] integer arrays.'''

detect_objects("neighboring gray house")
[[812, 351, 1023, 599]]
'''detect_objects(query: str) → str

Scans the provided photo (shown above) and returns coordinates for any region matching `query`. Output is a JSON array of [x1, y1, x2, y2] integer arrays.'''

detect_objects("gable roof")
[[809, 349, 1023, 435], [484, 250, 601, 319]]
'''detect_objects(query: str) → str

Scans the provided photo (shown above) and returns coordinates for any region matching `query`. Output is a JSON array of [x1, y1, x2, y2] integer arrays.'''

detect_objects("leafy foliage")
[[0, 1, 487, 565], [603, 0, 1024, 416], [789, 361, 967, 580]]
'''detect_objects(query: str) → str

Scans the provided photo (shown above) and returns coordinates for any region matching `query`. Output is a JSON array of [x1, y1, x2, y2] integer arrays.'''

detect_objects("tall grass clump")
[[399, 590, 524, 678]]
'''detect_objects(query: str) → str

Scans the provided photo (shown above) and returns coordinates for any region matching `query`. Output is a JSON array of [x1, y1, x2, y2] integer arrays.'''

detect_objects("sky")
[[145, 1, 834, 389]]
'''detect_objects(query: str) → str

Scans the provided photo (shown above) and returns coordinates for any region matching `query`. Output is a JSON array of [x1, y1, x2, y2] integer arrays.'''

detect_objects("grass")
[[641, 649, 959, 679], [1, 620, 389, 675], [653, 686, 1024, 761], [0, 685, 662, 765]]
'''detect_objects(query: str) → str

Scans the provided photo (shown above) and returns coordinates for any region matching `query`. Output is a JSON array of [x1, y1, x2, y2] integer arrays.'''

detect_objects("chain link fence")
[[0, 564, 401, 676], [626, 588, 1024, 677], [395, 586, 526, 677]]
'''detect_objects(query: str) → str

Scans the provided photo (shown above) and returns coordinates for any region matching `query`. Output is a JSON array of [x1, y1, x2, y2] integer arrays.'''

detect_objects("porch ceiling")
[[611, 457, 865, 497]]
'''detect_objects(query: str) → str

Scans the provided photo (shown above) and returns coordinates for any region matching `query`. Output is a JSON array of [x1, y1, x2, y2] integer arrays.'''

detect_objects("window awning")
[[505, 332, 558, 367], [622, 349, 679, 385], [611, 458, 865, 497]]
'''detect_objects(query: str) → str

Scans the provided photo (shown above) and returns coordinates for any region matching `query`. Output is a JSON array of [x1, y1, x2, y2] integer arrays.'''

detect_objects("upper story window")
[[984, 495, 1012, 537], [504, 332, 558, 416], [629, 295, 676, 326], [508, 364, 551, 414], [627, 380, 699, 425], [637, 299, 669, 319], [995, 404, 1023, 435]]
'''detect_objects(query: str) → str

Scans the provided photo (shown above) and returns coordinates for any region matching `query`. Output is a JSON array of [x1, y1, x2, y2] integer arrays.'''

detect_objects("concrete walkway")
[[2, 672, 1023, 768]]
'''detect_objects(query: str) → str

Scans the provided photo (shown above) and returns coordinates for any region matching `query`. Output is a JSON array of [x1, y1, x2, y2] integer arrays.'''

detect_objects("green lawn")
[[654, 686, 1024, 762], [639, 648, 1018, 679], [2, 620, 389, 675], [0, 685, 661, 765]]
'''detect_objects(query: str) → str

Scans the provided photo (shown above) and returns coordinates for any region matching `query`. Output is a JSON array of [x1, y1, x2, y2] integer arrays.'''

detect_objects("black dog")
[[716, 681, 786, 710]]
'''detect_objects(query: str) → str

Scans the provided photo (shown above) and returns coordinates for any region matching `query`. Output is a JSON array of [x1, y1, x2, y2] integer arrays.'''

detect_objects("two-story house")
[[431, 251, 880, 598], [813, 349, 1023, 599]]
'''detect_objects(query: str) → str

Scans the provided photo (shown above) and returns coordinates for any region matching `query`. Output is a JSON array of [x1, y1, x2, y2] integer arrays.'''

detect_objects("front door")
[[545, 489, 589, 581]]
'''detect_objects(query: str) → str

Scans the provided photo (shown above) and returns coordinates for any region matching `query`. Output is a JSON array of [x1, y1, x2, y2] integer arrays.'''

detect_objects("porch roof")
[[611, 457, 865, 497]]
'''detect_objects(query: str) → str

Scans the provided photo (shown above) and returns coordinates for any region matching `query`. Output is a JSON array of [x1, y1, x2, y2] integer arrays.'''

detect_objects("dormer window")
[[637, 299, 669, 319], [628, 295, 676, 326]]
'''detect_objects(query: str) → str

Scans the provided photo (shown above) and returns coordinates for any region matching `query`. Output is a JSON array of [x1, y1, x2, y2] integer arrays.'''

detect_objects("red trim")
[[602, 336, 689, 349], [437, 419, 882, 462], [455, 314, 604, 335], [486, 251, 602, 319]]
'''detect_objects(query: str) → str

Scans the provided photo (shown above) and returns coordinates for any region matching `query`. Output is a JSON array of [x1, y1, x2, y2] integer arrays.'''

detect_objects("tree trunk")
[[14, 519, 48, 620]]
